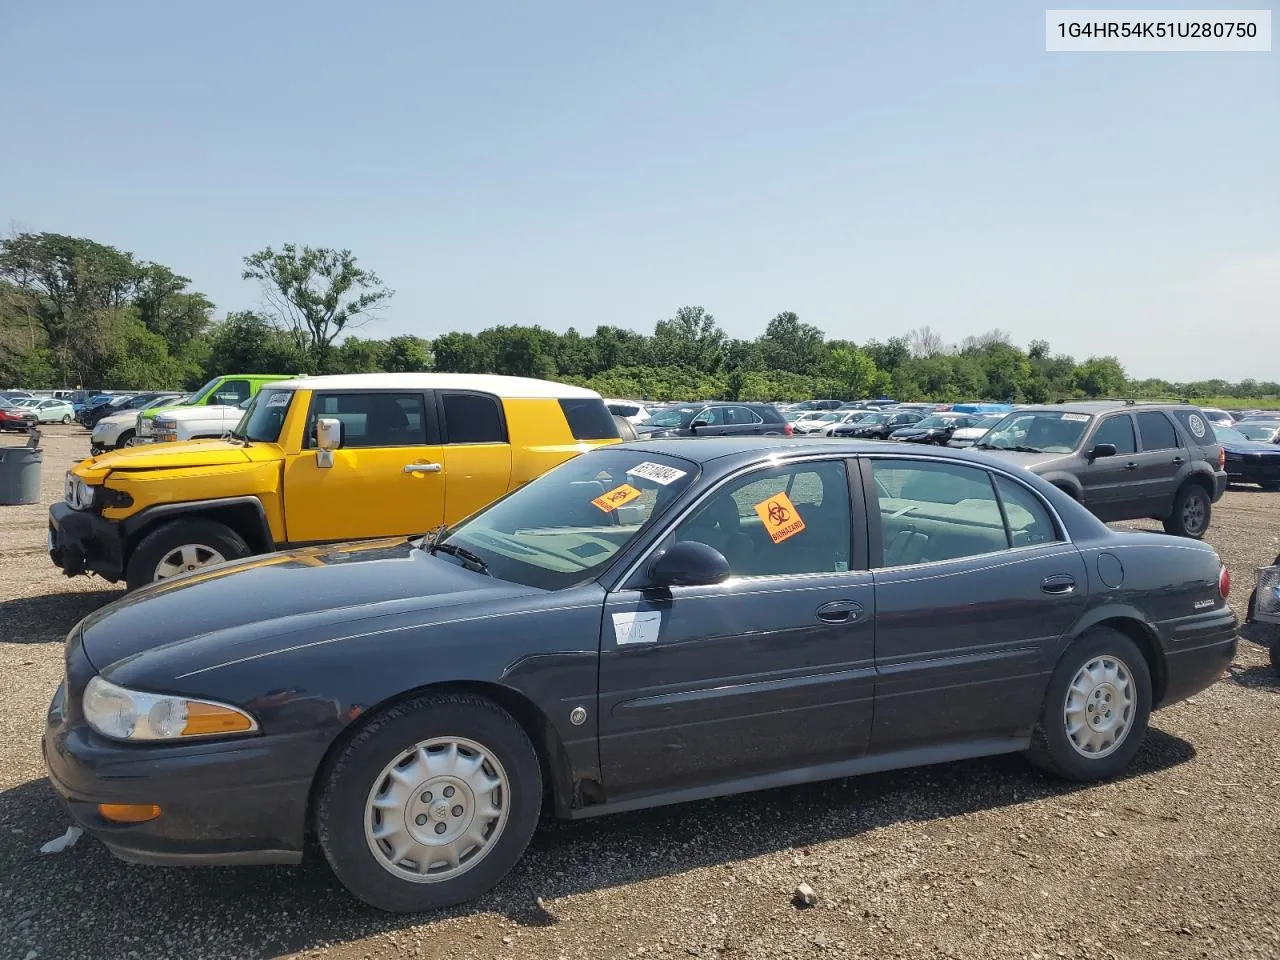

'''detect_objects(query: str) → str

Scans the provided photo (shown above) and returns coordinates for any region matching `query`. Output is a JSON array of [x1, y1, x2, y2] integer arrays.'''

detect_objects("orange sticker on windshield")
[[754, 493, 806, 544], [593, 483, 643, 513]]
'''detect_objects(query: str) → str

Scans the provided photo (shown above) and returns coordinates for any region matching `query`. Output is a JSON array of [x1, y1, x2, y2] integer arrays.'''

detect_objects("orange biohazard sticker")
[[753, 492, 806, 544], [592, 483, 643, 513]]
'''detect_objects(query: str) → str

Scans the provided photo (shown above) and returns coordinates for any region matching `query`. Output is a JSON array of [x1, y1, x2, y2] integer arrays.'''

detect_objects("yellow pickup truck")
[[50, 373, 621, 589]]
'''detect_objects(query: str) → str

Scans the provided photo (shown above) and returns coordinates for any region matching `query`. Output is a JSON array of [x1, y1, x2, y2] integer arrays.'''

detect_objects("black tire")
[[114, 429, 135, 449], [1162, 483, 1211, 539], [317, 693, 542, 913], [124, 518, 251, 591], [1027, 628, 1152, 782]]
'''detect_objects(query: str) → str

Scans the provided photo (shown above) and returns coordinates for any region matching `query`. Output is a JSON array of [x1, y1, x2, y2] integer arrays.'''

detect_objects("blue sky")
[[2, 1, 1276, 380]]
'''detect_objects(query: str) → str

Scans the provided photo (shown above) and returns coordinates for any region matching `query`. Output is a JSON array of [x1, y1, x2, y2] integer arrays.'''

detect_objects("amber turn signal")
[[98, 803, 162, 823], [182, 702, 256, 736]]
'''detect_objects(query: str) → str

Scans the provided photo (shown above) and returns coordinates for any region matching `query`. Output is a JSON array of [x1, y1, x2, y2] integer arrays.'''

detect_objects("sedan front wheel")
[[317, 693, 542, 913], [1027, 628, 1151, 781]]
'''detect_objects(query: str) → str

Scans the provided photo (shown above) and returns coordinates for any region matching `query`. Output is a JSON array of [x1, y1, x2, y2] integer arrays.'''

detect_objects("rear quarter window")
[[559, 398, 621, 440], [1171, 409, 1214, 446]]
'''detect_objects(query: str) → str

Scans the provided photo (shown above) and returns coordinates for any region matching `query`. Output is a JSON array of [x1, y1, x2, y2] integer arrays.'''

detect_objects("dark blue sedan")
[[43, 439, 1237, 912], [1215, 423, 1280, 490]]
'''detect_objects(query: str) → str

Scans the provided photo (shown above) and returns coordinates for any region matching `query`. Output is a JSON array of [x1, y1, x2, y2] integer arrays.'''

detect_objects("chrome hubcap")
[[153, 544, 226, 580], [364, 737, 509, 883], [1064, 655, 1134, 759]]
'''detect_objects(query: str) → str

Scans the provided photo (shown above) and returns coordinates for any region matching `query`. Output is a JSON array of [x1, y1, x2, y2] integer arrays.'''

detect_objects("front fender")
[[1037, 471, 1083, 500]]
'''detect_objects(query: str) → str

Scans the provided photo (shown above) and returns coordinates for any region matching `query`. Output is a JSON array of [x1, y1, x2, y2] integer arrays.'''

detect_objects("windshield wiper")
[[976, 443, 1042, 453], [423, 524, 490, 575]]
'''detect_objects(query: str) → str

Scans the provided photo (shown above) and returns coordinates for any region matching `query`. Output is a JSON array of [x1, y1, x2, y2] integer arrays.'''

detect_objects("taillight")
[[1219, 565, 1231, 599], [783, 423, 793, 436], [1218, 447, 1226, 470]]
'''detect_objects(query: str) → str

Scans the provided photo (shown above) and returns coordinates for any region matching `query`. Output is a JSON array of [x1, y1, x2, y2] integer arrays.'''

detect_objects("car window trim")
[[303, 389, 439, 449], [612, 453, 868, 592], [435, 389, 509, 445], [856, 452, 1071, 571]]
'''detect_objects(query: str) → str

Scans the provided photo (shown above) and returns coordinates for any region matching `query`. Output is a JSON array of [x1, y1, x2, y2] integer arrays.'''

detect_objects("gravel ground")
[[2, 427, 1278, 960]]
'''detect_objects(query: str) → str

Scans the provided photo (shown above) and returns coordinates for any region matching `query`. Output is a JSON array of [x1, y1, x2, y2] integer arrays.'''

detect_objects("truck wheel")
[[317, 693, 542, 912], [1162, 483, 1211, 539], [1026, 628, 1151, 782], [125, 519, 251, 591]]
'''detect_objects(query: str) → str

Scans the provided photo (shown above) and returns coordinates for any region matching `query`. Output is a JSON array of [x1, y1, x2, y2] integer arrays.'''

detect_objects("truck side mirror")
[[315, 417, 342, 467]]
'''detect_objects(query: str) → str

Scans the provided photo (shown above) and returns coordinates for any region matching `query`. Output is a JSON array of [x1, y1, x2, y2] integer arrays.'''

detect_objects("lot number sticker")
[[592, 483, 643, 513], [753, 492, 807, 544], [626, 461, 687, 486], [1061, 413, 1090, 422], [613, 610, 662, 645]]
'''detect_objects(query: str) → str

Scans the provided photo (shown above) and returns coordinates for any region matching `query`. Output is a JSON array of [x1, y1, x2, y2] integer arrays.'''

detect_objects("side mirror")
[[648, 541, 731, 588], [1088, 442, 1117, 461], [315, 417, 342, 467]]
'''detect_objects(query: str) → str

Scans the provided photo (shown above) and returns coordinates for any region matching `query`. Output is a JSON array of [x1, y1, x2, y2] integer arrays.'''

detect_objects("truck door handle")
[[404, 462, 443, 474], [816, 600, 863, 623], [1123, 462, 1138, 471], [1041, 575, 1076, 596]]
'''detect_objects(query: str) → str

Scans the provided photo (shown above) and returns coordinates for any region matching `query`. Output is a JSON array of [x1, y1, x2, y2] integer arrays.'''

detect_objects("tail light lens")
[[1218, 447, 1226, 470], [1219, 564, 1231, 599], [783, 422, 793, 436]]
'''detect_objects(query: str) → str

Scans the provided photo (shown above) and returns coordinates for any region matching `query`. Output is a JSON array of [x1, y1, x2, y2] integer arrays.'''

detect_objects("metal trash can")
[[0, 442, 43, 505]]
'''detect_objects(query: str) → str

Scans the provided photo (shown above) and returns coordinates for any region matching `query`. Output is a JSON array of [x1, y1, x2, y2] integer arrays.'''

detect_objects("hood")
[[155, 404, 241, 422], [890, 427, 945, 439], [78, 539, 540, 674], [84, 439, 251, 472], [1221, 437, 1280, 455], [95, 409, 144, 428], [964, 447, 1068, 470]]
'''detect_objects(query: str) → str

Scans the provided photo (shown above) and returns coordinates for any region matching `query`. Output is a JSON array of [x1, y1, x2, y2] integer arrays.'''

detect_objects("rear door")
[[1131, 411, 1183, 515], [437, 391, 513, 523], [283, 390, 445, 544], [721, 404, 766, 437]]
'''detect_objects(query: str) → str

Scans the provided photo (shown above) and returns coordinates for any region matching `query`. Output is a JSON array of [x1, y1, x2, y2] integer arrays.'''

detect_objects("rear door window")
[[441, 392, 507, 444], [1136, 411, 1179, 451]]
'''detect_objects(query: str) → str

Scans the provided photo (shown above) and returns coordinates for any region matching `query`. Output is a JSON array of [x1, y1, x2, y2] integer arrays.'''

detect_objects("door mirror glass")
[[1089, 442, 1117, 460], [316, 417, 343, 451], [648, 541, 731, 588]]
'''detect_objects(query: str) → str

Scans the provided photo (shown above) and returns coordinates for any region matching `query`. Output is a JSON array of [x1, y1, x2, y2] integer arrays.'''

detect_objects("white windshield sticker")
[[626, 461, 687, 486], [1061, 413, 1090, 422], [613, 611, 662, 646], [266, 393, 290, 407]]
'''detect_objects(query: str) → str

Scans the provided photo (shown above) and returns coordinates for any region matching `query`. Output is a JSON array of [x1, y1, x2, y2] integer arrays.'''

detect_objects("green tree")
[[242, 244, 394, 372], [382, 335, 433, 372], [824, 346, 880, 398], [651, 306, 725, 372], [758, 311, 828, 374], [202, 311, 310, 381], [1074, 356, 1127, 398]]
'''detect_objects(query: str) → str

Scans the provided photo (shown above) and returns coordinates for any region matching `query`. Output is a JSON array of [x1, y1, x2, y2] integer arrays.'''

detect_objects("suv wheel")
[[125, 518, 251, 590], [1162, 483, 1211, 539], [1027, 628, 1151, 781], [317, 693, 542, 912]]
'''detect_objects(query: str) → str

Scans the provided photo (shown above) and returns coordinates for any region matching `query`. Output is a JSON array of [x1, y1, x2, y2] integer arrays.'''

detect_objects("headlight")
[[64, 473, 96, 510], [82, 676, 258, 741]]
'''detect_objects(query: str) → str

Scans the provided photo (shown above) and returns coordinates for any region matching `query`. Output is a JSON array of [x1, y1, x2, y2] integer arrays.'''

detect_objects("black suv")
[[636, 402, 790, 438], [971, 402, 1227, 538], [834, 410, 925, 439]]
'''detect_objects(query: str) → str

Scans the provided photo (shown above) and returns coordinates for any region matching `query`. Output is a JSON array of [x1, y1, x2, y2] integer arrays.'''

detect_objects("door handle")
[[816, 600, 863, 624], [1172, 456, 1184, 464], [1123, 462, 1138, 471], [1041, 575, 1076, 596], [404, 463, 442, 474]]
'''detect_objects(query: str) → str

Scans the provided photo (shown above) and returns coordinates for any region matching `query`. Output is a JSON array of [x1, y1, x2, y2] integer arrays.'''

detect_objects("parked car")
[[948, 413, 1006, 448], [1198, 408, 1235, 428], [603, 399, 650, 424], [1244, 554, 1280, 672], [50, 374, 621, 590], [791, 411, 842, 435], [1213, 423, 1280, 490], [0, 399, 37, 431], [1234, 420, 1280, 444], [889, 413, 982, 445], [134, 374, 291, 443], [77, 393, 134, 426], [25, 397, 76, 423], [152, 396, 255, 443], [971, 402, 1227, 538], [635, 402, 790, 438], [41, 438, 1237, 912], [835, 410, 926, 439], [786, 399, 844, 413], [89, 395, 188, 454], [816, 410, 876, 436], [82, 392, 169, 429], [0, 390, 32, 402]]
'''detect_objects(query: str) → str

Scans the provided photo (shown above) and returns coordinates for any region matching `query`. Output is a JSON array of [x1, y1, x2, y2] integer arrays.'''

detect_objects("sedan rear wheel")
[[1027, 628, 1151, 781], [318, 693, 542, 912], [61, 414, 72, 424]]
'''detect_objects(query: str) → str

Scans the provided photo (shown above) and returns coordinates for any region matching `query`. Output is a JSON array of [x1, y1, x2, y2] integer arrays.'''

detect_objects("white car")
[[791, 411, 841, 435], [24, 398, 75, 423], [604, 399, 650, 424], [152, 398, 252, 443], [90, 396, 188, 454], [948, 413, 1007, 447]]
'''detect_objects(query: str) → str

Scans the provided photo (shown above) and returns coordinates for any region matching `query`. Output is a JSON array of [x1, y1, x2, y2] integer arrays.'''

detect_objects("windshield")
[[858, 413, 888, 425], [915, 415, 956, 429], [1214, 425, 1249, 444], [232, 388, 294, 443], [185, 377, 222, 406], [646, 406, 699, 428], [978, 411, 1092, 453], [439, 449, 698, 590], [1237, 421, 1279, 441]]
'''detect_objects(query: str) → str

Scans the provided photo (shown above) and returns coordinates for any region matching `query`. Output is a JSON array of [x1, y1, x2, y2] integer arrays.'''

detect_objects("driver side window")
[[666, 461, 852, 578], [1091, 414, 1136, 456]]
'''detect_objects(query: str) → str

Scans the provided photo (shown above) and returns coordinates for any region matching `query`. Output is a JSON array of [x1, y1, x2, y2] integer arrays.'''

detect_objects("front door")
[[597, 458, 875, 801], [1078, 413, 1138, 520], [863, 457, 1087, 751], [283, 390, 445, 544]]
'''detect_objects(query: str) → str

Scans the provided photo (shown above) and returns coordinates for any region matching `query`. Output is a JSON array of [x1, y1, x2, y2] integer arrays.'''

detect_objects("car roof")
[[265, 372, 602, 399], [1006, 401, 1197, 415], [619, 436, 1018, 468]]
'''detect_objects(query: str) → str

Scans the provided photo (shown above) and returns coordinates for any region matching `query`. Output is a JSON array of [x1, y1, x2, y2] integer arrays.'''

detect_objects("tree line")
[[2, 231, 1276, 405]]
